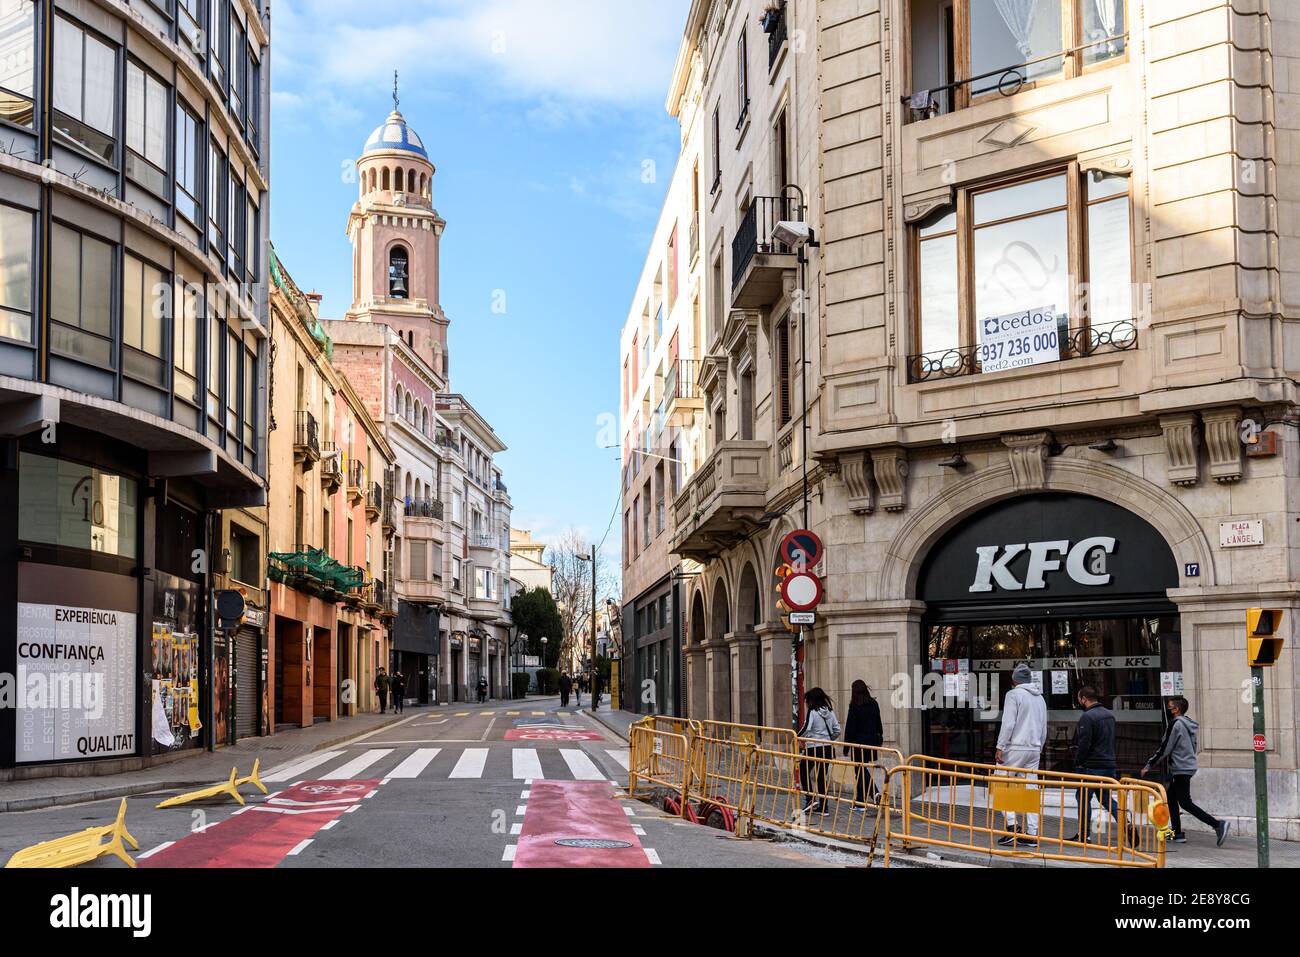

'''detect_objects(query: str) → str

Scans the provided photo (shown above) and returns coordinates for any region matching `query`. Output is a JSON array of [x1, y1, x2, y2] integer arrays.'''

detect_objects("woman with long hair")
[[799, 687, 841, 814], [844, 679, 883, 804]]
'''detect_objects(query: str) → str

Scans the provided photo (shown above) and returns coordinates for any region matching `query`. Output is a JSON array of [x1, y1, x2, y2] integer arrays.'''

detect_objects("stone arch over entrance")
[[734, 562, 763, 725], [880, 459, 1216, 601]]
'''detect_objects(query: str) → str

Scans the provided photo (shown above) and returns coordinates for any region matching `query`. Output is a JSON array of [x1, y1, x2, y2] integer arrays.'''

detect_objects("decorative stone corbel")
[[839, 453, 874, 515], [1160, 413, 1201, 486], [1001, 431, 1052, 490], [1202, 407, 1243, 484], [872, 448, 908, 512]]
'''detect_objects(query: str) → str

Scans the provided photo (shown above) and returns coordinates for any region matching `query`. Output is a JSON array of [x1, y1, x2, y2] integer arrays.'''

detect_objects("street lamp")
[[577, 547, 598, 711], [539, 637, 548, 694], [513, 631, 528, 700]]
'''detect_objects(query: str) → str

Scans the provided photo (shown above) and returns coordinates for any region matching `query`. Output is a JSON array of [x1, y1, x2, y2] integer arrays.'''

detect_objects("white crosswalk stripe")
[[387, 748, 441, 779], [512, 749, 544, 780], [321, 749, 394, 779], [262, 750, 346, 784], [559, 749, 605, 781], [450, 748, 489, 778], [606, 749, 630, 770]]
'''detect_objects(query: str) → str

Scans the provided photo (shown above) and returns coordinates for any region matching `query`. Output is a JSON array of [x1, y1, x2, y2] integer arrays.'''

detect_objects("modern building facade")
[[0, 0, 269, 775], [650, 0, 1300, 837], [325, 105, 513, 705]]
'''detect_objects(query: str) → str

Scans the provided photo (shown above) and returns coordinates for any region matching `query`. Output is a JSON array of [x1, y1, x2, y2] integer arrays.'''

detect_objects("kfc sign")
[[969, 538, 1116, 593]]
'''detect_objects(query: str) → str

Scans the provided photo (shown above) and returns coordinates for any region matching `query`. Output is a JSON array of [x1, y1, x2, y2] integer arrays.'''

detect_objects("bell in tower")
[[389, 246, 409, 299]]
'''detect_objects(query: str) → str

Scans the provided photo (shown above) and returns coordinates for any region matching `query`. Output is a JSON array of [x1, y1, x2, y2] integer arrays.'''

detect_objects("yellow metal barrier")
[[237, 758, 268, 795], [6, 798, 138, 869], [881, 755, 1167, 868], [156, 766, 245, 809], [628, 720, 693, 817]]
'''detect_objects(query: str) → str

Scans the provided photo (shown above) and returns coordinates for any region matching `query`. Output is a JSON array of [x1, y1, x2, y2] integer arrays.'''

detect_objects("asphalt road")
[[0, 699, 851, 869]]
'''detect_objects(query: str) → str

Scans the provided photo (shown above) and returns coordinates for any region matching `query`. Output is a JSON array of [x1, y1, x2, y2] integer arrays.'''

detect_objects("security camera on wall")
[[772, 219, 813, 248]]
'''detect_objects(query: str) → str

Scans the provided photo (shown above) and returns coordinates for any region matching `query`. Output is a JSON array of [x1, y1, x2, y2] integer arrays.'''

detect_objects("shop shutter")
[[235, 625, 260, 739]]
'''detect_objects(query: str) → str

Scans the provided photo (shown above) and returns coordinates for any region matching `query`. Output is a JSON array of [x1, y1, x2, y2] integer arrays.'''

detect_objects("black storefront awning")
[[394, 601, 440, 657]]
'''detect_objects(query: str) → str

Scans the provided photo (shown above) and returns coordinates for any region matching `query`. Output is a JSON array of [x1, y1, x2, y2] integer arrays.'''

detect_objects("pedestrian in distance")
[[391, 671, 405, 714], [1141, 696, 1230, 847], [799, 687, 841, 815], [376, 667, 389, 714], [1066, 686, 1137, 846], [559, 671, 572, 708], [843, 679, 883, 805], [591, 670, 603, 710], [574, 674, 582, 707], [477, 674, 489, 704], [995, 663, 1047, 848]]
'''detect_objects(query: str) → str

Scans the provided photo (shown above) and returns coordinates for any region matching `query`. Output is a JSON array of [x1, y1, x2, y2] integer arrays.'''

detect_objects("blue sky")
[[269, 0, 691, 561]]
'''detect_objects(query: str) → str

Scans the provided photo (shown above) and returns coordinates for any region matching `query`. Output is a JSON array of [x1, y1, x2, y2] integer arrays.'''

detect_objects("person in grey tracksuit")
[[799, 687, 842, 814], [1142, 696, 1230, 847], [996, 663, 1047, 845]]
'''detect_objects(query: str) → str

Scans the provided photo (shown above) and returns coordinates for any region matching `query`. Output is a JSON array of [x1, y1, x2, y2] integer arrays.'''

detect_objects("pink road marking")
[[505, 729, 604, 742], [513, 781, 648, 868], [141, 780, 378, 868]]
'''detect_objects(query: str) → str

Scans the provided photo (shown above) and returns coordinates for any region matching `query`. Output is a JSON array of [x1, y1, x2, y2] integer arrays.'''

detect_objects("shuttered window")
[[775, 318, 791, 426]]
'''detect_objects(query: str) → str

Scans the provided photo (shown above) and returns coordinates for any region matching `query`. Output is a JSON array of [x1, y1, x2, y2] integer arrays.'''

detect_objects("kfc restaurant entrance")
[[916, 493, 1182, 775]]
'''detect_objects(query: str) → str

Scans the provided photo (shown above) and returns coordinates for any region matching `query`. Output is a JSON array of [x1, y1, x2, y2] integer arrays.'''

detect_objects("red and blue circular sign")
[[779, 529, 823, 571]]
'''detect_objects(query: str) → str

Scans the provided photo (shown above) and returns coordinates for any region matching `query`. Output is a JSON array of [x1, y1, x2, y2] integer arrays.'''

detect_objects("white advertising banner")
[[15, 602, 137, 763], [977, 304, 1060, 373]]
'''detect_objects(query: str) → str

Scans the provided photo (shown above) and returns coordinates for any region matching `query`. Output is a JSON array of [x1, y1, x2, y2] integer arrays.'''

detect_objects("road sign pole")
[[1252, 665, 1269, 868]]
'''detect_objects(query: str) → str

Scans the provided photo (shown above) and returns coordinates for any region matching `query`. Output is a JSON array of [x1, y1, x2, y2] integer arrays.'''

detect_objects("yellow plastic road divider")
[[881, 755, 1168, 868], [236, 758, 268, 795], [6, 798, 138, 869], [156, 766, 245, 809]]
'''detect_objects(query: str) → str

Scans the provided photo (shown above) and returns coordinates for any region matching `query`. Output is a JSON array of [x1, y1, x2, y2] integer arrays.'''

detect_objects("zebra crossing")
[[261, 745, 632, 785]]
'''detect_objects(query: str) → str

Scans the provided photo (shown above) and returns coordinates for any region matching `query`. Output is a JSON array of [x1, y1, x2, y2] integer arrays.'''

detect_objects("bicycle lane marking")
[[511, 781, 649, 868], [139, 780, 379, 868]]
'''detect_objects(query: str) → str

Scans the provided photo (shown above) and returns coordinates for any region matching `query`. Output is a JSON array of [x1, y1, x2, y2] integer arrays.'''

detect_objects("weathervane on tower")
[[393, 70, 399, 112]]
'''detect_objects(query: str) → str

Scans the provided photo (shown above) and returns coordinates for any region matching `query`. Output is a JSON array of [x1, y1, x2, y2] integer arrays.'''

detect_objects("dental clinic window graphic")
[[15, 601, 136, 763]]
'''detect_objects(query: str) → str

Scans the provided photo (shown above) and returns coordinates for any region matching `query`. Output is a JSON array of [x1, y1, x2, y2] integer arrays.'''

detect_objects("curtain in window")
[[993, 0, 1038, 59]]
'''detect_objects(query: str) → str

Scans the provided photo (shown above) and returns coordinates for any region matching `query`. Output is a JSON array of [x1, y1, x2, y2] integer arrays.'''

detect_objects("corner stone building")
[[667, 0, 1300, 838]]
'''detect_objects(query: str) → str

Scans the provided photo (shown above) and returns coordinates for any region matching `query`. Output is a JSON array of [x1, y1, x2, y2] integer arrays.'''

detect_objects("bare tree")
[[546, 528, 619, 669]]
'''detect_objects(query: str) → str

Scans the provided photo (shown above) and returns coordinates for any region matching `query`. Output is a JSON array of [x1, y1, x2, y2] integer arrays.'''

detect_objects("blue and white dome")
[[362, 110, 428, 159]]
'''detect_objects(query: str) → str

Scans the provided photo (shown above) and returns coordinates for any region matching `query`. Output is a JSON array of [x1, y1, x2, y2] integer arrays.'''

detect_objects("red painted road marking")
[[140, 780, 377, 868], [513, 781, 648, 868], [505, 729, 604, 742]]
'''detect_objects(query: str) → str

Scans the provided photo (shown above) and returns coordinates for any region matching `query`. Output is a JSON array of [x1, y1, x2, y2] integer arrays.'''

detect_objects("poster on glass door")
[[977, 304, 1060, 373], [15, 602, 137, 762]]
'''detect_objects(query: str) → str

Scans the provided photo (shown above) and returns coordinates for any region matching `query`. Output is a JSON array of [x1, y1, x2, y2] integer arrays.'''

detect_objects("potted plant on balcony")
[[760, 1, 782, 33]]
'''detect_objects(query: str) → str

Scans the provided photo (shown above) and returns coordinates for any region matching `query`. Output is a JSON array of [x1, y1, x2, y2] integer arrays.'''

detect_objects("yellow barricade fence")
[[882, 755, 1168, 868], [628, 720, 693, 816], [6, 798, 138, 869]]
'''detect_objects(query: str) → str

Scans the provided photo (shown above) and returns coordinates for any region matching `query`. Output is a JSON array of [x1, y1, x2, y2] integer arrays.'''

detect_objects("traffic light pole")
[[1252, 664, 1269, 868]]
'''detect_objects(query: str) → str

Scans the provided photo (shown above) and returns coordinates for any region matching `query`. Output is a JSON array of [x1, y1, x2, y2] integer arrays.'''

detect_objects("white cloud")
[[274, 0, 690, 110]]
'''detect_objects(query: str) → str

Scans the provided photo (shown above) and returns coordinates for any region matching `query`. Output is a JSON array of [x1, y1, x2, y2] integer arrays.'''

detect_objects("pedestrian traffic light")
[[1246, 608, 1285, 667]]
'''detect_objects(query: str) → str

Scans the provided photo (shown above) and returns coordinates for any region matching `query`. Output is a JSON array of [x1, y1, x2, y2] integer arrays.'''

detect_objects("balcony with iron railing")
[[731, 195, 802, 308], [671, 439, 771, 561], [764, 1, 788, 70], [665, 359, 703, 425], [366, 481, 383, 520], [906, 319, 1139, 384], [403, 498, 445, 520], [294, 411, 320, 465], [347, 459, 365, 503], [320, 441, 343, 490]]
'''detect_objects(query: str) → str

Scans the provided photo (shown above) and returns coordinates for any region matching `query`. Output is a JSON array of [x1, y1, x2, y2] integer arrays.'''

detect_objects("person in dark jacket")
[[1067, 686, 1126, 843], [390, 671, 405, 713], [1142, 696, 1230, 846], [843, 680, 883, 804], [559, 672, 572, 708], [590, 671, 602, 710], [375, 668, 389, 714]]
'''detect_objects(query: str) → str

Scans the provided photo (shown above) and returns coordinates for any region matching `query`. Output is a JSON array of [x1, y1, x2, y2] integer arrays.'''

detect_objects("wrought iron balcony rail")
[[666, 359, 700, 405], [732, 195, 802, 290], [294, 411, 319, 458], [403, 497, 445, 520], [906, 319, 1139, 383], [765, 2, 788, 69]]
